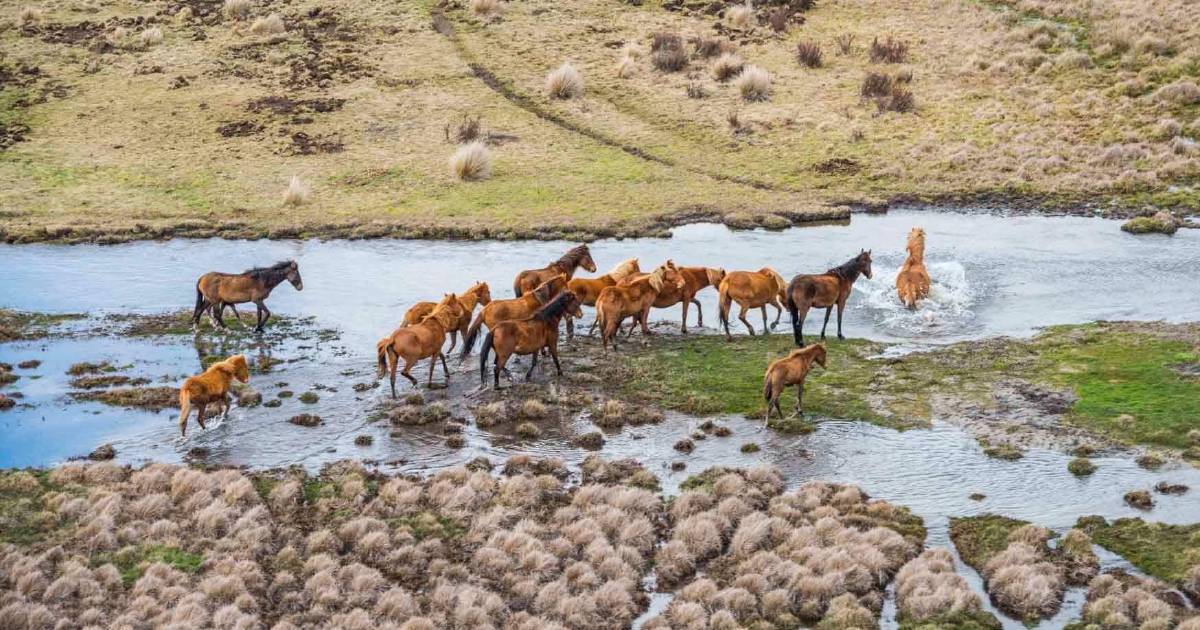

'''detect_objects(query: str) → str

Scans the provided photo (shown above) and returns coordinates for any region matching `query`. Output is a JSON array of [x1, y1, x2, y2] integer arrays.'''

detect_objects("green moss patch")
[[94, 545, 204, 585], [0, 470, 72, 545], [899, 611, 1002, 630], [390, 512, 466, 541], [1076, 516, 1200, 588], [0, 309, 85, 341], [949, 514, 1030, 570]]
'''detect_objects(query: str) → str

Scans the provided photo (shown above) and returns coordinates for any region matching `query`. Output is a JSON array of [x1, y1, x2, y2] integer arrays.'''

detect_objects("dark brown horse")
[[479, 290, 582, 388], [193, 261, 303, 332], [512, 245, 597, 296], [784, 250, 872, 346]]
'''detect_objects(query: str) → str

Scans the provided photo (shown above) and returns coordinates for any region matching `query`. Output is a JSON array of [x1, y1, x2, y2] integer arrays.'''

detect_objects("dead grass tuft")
[[249, 14, 285, 36], [449, 141, 492, 181], [727, 2, 754, 29], [283, 175, 309, 206], [796, 41, 822, 68], [735, 65, 771, 102], [545, 62, 583, 99], [223, 0, 250, 20], [711, 53, 745, 82], [861, 72, 892, 97], [869, 36, 909, 63], [651, 32, 688, 72], [469, 0, 504, 19]]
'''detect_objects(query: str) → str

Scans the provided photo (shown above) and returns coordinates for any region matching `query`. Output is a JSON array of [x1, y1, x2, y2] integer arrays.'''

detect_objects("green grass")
[[948, 514, 1030, 570], [390, 512, 466, 541], [610, 323, 1200, 448], [1076, 516, 1200, 588], [899, 611, 1002, 630], [0, 309, 85, 341], [0, 470, 71, 545], [94, 545, 204, 585]]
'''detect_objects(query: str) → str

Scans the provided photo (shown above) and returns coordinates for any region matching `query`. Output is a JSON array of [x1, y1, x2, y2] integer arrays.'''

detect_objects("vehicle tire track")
[[432, 9, 804, 195]]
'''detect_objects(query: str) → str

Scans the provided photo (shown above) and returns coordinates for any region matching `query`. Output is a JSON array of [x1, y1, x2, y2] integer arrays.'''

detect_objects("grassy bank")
[[2, 0, 1199, 243], [1077, 516, 1200, 593], [608, 322, 1200, 452]]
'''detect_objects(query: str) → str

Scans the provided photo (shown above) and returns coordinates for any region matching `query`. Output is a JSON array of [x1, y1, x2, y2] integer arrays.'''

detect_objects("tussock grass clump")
[[616, 55, 636, 79], [860, 72, 892, 97], [1079, 572, 1179, 628], [691, 36, 727, 59], [249, 14, 284, 36], [834, 33, 855, 55], [545, 62, 583, 99], [896, 548, 993, 625], [735, 65, 771, 102], [449, 141, 492, 181], [796, 41, 822, 68], [514, 422, 540, 438], [469, 0, 503, 19], [869, 36, 909, 63], [727, 2, 754, 29], [711, 52, 744, 82], [282, 175, 309, 206], [651, 32, 688, 72], [138, 28, 163, 48], [1068, 457, 1096, 476], [223, 0, 250, 20], [18, 5, 43, 26], [878, 87, 915, 113], [1153, 80, 1200, 105]]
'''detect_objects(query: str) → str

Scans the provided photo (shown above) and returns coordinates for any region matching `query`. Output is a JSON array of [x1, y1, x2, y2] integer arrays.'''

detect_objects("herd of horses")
[[177, 229, 932, 435]]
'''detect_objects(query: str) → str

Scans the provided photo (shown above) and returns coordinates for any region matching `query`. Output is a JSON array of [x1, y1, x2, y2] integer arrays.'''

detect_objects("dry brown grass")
[[282, 176, 309, 206], [449, 141, 492, 181], [248, 14, 284, 36], [711, 52, 745, 82], [223, 0, 250, 20], [869, 36, 909, 63], [727, 2, 755, 29], [469, 0, 503, 19], [735, 65, 772, 101], [545, 62, 584, 99], [796, 40, 823, 68]]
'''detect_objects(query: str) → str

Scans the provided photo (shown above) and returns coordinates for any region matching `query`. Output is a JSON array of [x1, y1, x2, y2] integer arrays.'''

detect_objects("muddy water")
[[2, 209, 1198, 628]]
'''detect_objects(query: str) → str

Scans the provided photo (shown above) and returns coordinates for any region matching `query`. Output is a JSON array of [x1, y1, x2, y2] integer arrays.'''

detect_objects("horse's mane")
[[645, 265, 667, 291], [244, 260, 294, 282], [555, 244, 591, 269], [606, 258, 639, 280], [788, 343, 826, 359], [826, 254, 867, 281], [533, 290, 576, 322]]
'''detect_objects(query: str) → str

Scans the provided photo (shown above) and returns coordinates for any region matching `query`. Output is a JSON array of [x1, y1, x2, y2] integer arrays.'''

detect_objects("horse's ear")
[[289, 261, 297, 268]]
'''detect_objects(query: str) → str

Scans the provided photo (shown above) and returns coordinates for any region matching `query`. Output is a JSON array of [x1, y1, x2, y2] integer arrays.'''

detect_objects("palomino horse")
[[595, 264, 684, 350], [479, 290, 583, 388], [512, 244, 597, 296], [621, 265, 725, 334], [564, 258, 641, 338], [762, 343, 826, 425], [784, 250, 873, 346], [896, 227, 930, 309], [717, 268, 787, 340], [178, 354, 249, 437], [459, 275, 568, 358], [377, 294, 463, 397], [193, 261, 303, 332], [402, 281, 492, 352]]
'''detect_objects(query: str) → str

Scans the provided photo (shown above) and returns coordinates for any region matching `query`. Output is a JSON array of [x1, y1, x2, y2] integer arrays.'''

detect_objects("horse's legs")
[[792, 381, 804, 418], [836, 299, 846, 340], [439, 353, 450, 381], [693, 298, 704, 326], [760, 306, 769, 335], [255, 300, 271, 332], [639, 307, 652, 335], [494, 353, 508, 389], [794, 303, 810, 347], [401, 359, 418, 387], [447, 331, 458, 354], [680, 300, 690, 334], [550, 343, 563, 375], [820, 306, 833, 340], [191, 297, 209, 327], [388, 352, 399, 398], [566, 316, 575, 340], [738, 304, 756, 336], [178, 396, 191, 436], [770, 299, 782, 328], [427, 353, 438, 386], [196, 403, 208, 430], [221, 393, 231, 419], [525, 352, 539, 381]]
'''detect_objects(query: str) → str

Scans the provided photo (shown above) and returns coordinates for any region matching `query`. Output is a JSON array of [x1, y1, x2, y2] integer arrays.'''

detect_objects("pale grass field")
[[0, 0, 1197, 242]]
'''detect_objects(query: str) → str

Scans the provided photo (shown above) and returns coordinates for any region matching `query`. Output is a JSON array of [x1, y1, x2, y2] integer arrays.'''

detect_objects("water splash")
[[857, 260, 978, 338]]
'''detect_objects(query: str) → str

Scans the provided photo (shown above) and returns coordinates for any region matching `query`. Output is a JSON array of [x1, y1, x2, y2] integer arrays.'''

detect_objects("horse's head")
[[227, 354, 250, 383], [472, 281, 492, 305], [579, 246, 597, 273], [431, 294, 462, 328], [565, 291, 584, 319], [664, 260, 686, 290], [705, 267, 726, 288], [286, 261, 303, 291], [907, 228, 925, 258], [610, 258, 640, 280], [811, 343, 827, 369], [859, 250, 873, 279]]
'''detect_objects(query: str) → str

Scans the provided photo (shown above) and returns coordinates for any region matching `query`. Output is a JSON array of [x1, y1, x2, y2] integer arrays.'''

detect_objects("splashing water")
[[857, 260, 978, 338]]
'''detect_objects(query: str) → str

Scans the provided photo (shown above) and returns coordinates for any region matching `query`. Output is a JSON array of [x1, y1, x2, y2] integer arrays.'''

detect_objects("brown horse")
[[459, 275, 567, 359], [178, 354, 249, 437], [564, 258, 641, 337], [896, 227, 930, 309], [512, 244, 597, 296], [717, 268, 787, 340], [595, 264, 683, 350], [785, 250, 873, 346], [377, 294, 463, 397], [621, 265, 725, 334], [193, 261, 303, 332], [402, 281, 492, 352], [762, 343, 826, 425], [479, 291, 582, 388]]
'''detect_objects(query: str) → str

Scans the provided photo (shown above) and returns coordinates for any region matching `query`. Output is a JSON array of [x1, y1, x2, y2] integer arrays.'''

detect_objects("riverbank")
[[4, 0, 1200, 244]]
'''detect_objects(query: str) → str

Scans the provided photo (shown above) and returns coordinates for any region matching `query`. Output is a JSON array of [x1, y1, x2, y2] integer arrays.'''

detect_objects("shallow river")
[[3, 208, 1199, 628]]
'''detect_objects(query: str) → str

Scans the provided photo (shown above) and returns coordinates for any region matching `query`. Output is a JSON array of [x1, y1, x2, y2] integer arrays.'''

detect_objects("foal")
[[784, 250, 873, 346], [762, 343, 826, 425], [479, 291, 582, 388], [178, 354, 250, 437]]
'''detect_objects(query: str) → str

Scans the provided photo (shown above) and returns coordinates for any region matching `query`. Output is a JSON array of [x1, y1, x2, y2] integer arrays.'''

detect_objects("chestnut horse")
[[193, 261, 303, 332], [459, 275, 567, 358], [717, 268, 787, 340], [595, 264, 683, 350], [763, 343, 826, 425], [377, 294, 463, 396], [784, 250, 873, 346], [178, 354, 249, 437], [402, 281, 492, 352], [513, 244, 597, 296], [564, 258, 641, 338], [896, 227, 930, 309], [479, 290, 583, 388], [621, 265, 725, 334]]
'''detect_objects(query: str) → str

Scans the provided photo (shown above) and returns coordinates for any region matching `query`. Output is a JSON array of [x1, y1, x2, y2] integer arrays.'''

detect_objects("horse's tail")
[[479, 331, 495, 385], [763, 370, 774, 404], [459, 312, 485, 361], [786, 289, 803, 346], [376, 338, 391, 377], [191, 281, 207, 324], [718, 283, 734, 337], [177, 387, 191, 436], [513, 274, 524, 298]]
